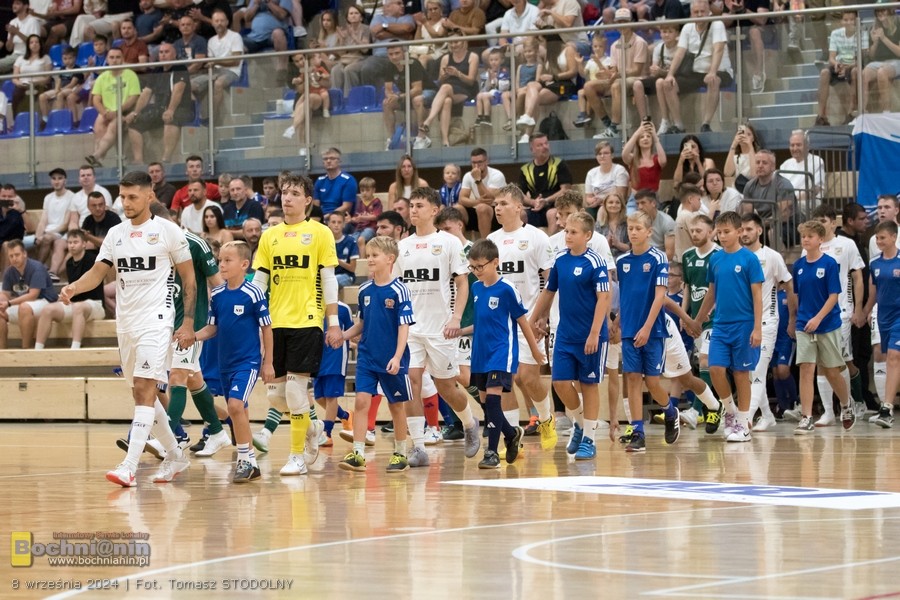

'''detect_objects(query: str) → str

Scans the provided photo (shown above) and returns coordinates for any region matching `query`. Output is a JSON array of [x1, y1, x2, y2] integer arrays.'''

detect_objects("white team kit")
[[803, 236, 863, 360], [98, 215, 191, 386], [753, 245, 792, 381], [398, 230, 468, 379], [487, 224, 554, 364]]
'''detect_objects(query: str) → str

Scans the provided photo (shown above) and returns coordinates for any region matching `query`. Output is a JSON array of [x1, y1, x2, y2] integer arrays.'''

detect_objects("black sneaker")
[[504, 426, 524, 464], [700, 123, 712, 133], [442, 422, 465, 441], [381, 422, 394, 433], [706, 401, 725, 434], [617, 424, 634, 444], [668, 125, 685, 135], [875, 405, 894, 429], [478, 450, 501, 469], [664, 408, 681, 445], [189, 435, 208, 453], [233, 460, 261, 483], [523, 415, 540, 436], [115, 438, 129, 453], [625, 429, 646, 453]]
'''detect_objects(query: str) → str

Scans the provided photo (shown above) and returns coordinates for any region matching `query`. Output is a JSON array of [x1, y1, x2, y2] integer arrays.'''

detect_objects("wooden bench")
[[7, 319, 118, 348]]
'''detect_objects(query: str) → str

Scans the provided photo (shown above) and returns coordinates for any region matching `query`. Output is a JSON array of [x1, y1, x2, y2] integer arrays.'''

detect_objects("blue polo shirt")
[[313, 171, 358, 215]]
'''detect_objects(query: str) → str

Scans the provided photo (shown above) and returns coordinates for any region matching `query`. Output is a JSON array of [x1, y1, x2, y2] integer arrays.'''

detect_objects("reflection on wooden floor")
[[3, 422, 900, 599]]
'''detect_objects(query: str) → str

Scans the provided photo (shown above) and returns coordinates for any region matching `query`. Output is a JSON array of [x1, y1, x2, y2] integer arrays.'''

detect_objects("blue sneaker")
[[566, 423, 583, 455], [575, 437, 596, 460]]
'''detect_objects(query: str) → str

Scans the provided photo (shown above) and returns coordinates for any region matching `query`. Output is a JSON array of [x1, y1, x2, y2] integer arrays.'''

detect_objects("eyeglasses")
[[468, 262, 491, 273], [323, 156, 340, 161]]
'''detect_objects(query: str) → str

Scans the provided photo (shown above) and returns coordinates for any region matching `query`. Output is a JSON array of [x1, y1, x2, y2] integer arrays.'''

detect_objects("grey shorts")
[[796, 328, 844, 368]]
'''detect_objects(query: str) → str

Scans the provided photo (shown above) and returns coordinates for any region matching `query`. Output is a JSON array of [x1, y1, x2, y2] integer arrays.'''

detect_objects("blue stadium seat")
[[0, 112, 40, 138], [328, 88, 343, 114], [49, 44, 67, 69], [235, 61, 250, 88], [2, 80, 14, 103], [75, 42, 95, 67], [74, 106, 98, 133], [344, 85, 378, 114], [37, 109, 73, 136]]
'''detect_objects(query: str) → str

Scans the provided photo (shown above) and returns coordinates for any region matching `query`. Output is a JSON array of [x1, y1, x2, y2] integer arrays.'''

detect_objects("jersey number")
[[117, 256, 157, 272], [272, 255, 310, 269]]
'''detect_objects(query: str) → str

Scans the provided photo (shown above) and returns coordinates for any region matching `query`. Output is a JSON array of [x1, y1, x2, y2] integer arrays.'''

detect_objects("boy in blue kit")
[[864, 221, 900, 428], [469, 239, 544, 469], [772, 288, 800, 419], [339, 236, 415, 473], [196, 241, 274, 483], [792, 220, 855, 434], [695, 211, 763, 443], [615, 211, 679, 453], [328, 211, 358, 287], [315, 301, 354, 447], [530, 212, 610, 460]]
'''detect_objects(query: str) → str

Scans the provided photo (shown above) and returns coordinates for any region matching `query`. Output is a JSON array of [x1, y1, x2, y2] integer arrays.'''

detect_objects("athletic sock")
[[465, 385, 480, 402], [152, 399, 179, 453], [191, 384, 223, 435], [455, 404, 476, 430], [874, 362, 887, 405], [721, 395, 735, 414], [394, 439, 407, 456], [309, 404, 318, 420], [248, 448, 257, 467], [697, 385, 719, 411], [438, 397, 458, 425], [336, 405, 350, 421], [840, 368, 852, 407], [124, 406, 155, 472], [174, 423, 186, 439], [738, 410, 751, 430], [583, 419, 597, 442], [503, 408, 519, 429], [699, 368, 713, 390], [631, 420, 644, 435], [785, 374, 799, 407], [289, 413, 310, 455], [849, 370, 864, 405], [264, 407, 282, 434], [167, 386, 188, 432], [532, 396, 552, 422], [484, 393, 503, 452], [353, 441, 365, 455], [423, 393, 440, 427], [70, 341, 81, 349], [323, 419, 335, 437], [237, 443, 250, 464], [34, 342, 44, 350], [407, 416, 426, 450], [368, 395, 382, 430], [666, 396, 678, 419], [816, 375, 836, 419]]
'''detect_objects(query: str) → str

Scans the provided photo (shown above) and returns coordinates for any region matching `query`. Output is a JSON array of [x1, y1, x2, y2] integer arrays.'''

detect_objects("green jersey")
[[682, 244, 720, 329], [174, 231, 219, 331]]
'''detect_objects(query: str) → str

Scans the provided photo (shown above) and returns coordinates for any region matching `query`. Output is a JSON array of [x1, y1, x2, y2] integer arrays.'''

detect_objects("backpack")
[[539, 112, 568, 141]]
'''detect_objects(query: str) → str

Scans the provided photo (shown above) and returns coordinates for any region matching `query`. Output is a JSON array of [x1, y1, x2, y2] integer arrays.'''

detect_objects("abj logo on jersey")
[[816, 268, 825, 278], [573, 267, 582, 276], [622, 264, 630, 273], [488, 297, 499, 310], [233, 305, 244, 315]]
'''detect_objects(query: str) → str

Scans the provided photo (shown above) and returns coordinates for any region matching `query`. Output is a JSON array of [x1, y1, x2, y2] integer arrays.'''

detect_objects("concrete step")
[[218, 135, 263, 151], [748, 114, 817, 130], [756, 101, 817, 118]]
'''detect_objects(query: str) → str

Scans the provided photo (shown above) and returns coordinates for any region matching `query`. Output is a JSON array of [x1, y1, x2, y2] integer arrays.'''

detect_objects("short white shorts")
[[751, 322, 778, 379], [872, 304, 880, 346], [62, 299, 105, 322], [664, 316, 691, 378], [422, 370, 438, 397], [606, 341, 621, 370], [517, 330, 541, 365], [118, 327, 173, 387], [7, 299, 50, 323], [456, 334, 472, 367], [170, 339, 204, 373], [409, 333, 459, 379], [695, 327, 712, 356]]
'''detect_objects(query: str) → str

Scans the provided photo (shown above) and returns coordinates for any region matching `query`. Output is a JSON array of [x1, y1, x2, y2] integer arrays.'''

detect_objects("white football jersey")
[[397, 230, 467, 337], [754, 246, 792, 322], [99, 215, 191, 333], [804, 235, 864, 316], [488, 224, 554, 313], [548, 229, 614, 330]]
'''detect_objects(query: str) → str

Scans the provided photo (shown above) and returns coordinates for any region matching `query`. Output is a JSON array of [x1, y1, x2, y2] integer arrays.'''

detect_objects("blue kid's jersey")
[[708, 247, 764, 325], [616, 247, 669, 339], [318, 302, 354, 377], [666, 291, 694, 352], [776, 288, 790, 339], [335, 235, 359, 277], [207, 281, 271, 374], [357, 278, 415, 373], [472, 277, 528, 373], [793, 253, 842, 333], [546, 249, 610, 344], [871, 253, 900, 329]]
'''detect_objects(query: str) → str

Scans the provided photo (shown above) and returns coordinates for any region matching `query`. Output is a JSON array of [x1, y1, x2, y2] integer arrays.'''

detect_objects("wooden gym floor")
[[3, 420, 900, 599]]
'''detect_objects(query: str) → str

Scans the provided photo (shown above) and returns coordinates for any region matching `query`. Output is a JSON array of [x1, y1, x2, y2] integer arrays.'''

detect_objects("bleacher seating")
[[37, 109, 74, 136], [75, 42, 95, 67], [0, 112, 40, 139]]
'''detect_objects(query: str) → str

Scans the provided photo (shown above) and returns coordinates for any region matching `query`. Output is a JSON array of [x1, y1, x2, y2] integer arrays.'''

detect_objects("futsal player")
[[61, 171, 196, 487]]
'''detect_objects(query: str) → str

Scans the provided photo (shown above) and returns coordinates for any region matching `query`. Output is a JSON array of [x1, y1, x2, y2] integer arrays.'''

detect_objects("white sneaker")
[[815, 414, 836, 427], [726, 421, 752, 443], [339, 428, 354, 443], [280, 453, 308, 476], [106, 463, 136, 487], [783, 406, 802, 422], [722, 412, 736, 439], [144, 437, 167, 460], [322, 108, 330, 118], [365, 429, 376, 446], [385, 138, 392, 151], [298, 147, 308, 157], [752, 414, 777, 432], [424, 426, 443, 446], [516, 114, 535, 127], [304, 420, 324, 465], [854, 401, 867, 419], [252, 428, 271, 453], [152, 449, 190, 482], [680, 407, 699, 430], [518, 133, 529, 144], [195, 430, 230, 457], [657, 118, 670, 135], [751, 74, 764, 93], [282, 125, 295, 139], [412, 135, 431, 149]]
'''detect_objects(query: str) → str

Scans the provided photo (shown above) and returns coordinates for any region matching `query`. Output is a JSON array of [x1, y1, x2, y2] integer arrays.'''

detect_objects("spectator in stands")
[[634, 23, 679, 128], [171, 155, 220, 214], [262, 178, 278, 205], [312, 147, 357, 217], [38, 46, 83, 122], [673, 134, 716, 186], [513, 34, 578, 145], [346, 0, 415, 90], [191, 9, 243, 121], [815, 10, 868, 126], [135, 0, 164, 49], [376, 209, 408, 240], [241, 217, 262, 262], [635, 189, 675, 258], [68, 165, 112, 228], [39, 0, 85, 52], [34, 229, 106, 349], [217, 172, 231, 201], [596, 191, 629, 257], [173, 13, 206, 73], [125, 42, 191, 164], [585, 141, 630, 220], [237, 0, 293, 79], [723, 124, 761, 194], [388, 154, 429, 206], [351, 177, 382, 250], [224, 176, 265, 236], [240, 174, 266, 206], [725, 0, 774, 93], [535, 0, 588, 56], [327, 211, 358, 287], [594, 9, 649, 140], [779, 129, 825, 205], [0, 239, 60, 348], [148, 162, 175, 208], [518, 132, 572, 231], [495, 0, 539, 60], [649, 0, 685, 20], [414, 34, 478, 148], [179, 178, 220, 234], [862, 4, 900, 115], [0, 189, 27, 273], [330, 4, 372, 95], [189, 0, 232, 39], [383, 45, 434, 152], [284, 52, 331, 157], [392, 197, 411, 229], [742, 149, 796, 242], [459, 146, 504, 238], [573, 35, 611, 131], [448, 0, 486, 37], [673, 183, 704, 260], [11, 35, 52, 115], [412, 0, 449, 81], [36, 168, 74, 275], [702, 167, 743, 217], [84, 47, 140, 168], [1, 0, 42, 75], [661, 0, 734, 134], [161, 0, 195, 44], [475, 47, 511, 128], [81, 190, 121, 247], [81, 0, 138, 45], [202, 204, 233, 246], [622, 121, 666, 209], [117, 18, 149, 65]]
